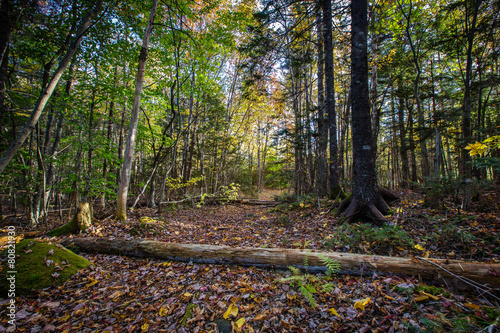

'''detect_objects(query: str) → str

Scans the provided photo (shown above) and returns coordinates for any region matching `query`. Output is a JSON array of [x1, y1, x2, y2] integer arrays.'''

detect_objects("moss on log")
[[48, 202, 92, 237]]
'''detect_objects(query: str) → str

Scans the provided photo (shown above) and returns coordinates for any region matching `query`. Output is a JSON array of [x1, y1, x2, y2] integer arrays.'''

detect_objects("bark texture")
[[116, 0, 159, 220], [338, 0, 392, 224], [60, 237, 500, 289]]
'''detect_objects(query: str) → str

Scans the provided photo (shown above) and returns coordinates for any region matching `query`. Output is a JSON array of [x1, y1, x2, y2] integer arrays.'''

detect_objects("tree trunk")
[[321, 0, 340, 198], [315, 2, 328, 197], [338, 0, 392, 225], [60, 237, 500, 290], [0, 0, 103, 173], [116, 0, 159, 221]]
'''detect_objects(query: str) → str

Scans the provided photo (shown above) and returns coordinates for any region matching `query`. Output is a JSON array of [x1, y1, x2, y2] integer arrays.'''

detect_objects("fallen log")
[[61, 237, 500, 291]]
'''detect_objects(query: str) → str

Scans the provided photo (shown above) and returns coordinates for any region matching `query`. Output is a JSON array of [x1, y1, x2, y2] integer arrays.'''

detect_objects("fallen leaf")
[[465, 302, 481, 310], [141, 323, 149, 332], [86, 279, 98, 287], [159, 305, 169, 316], [354, 298, 371, 311], [414, 244, 425, 251], [419, 291, 439, 301], [253, 313, 266, 321], [223, 303, 238, 319], [414, 294, 429, 302], [328, 307, 340, 317], [234, 317, 245, 328], [108, 290, 123, 300]]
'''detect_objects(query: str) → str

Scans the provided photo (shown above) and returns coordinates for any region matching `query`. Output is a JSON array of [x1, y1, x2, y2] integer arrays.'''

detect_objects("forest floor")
[[1, 189, 499, 332]]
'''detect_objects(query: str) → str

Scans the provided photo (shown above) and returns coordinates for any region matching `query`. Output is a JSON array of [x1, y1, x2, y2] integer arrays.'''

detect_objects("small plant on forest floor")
[[324, 223, 413, 254], [279, 255, 340, 308], [272, 193, 317, 213]]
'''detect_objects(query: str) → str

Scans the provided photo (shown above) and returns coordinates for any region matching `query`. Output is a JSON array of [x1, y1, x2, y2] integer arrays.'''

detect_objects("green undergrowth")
[[0, 239, 90, 297], [47, 217, 80, 237], [324, 223, 414, 255], [272, 193, 317, 213]]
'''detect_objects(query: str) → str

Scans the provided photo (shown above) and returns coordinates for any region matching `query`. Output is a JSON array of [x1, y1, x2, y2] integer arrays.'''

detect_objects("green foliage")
[[46, 218, 79, 237], [165, 176, 205, 191], [272, 193, 316, 213], [218, 183, 240, 202], [324, 223, 414, 254], [317, 254, 341, 276], [279, 255, 339, 308]]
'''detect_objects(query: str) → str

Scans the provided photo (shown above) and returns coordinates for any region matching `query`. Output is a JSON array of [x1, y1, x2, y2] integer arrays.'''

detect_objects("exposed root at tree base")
[[337, 188, 398, 226]]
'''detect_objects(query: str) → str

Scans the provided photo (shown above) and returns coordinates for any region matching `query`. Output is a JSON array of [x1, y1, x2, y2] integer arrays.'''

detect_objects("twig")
[[326, 192, 342, 214], [478, 315, 499, 333], [416, 256, 500, 302]]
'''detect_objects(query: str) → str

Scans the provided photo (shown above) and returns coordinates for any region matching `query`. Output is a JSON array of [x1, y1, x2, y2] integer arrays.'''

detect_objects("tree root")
[[336, 188, 398, 226]]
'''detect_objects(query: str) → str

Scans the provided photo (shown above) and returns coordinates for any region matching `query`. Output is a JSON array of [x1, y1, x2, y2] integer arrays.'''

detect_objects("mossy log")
[[47, 202, 92, 237], [60, 237, 500, 290]]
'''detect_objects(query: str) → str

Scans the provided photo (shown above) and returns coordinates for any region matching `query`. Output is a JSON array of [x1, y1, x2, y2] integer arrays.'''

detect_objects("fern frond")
[[299, 282, 316, 308], [318, 254, 341, 275]]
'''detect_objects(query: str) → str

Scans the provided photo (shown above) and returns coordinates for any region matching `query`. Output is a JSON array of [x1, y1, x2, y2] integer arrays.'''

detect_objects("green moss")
[[47, 217, 79, 237], [0, 239, 90, 297]]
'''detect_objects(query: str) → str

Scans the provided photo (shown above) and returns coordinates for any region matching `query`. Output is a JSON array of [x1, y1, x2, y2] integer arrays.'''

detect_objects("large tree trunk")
[[338, 0, 391, 225], [116, 0, 159, 221], [0, 0, 103, 174], [60, 237, 500, 290]]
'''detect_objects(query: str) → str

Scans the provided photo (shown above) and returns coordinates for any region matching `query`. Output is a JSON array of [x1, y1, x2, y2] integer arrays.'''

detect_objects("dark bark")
[[397, 83, 409, 186], [337, 0, 395, 225], [321, 0, 340, 197], [315, 3, 328, 197], [460, 0, 481, 198]]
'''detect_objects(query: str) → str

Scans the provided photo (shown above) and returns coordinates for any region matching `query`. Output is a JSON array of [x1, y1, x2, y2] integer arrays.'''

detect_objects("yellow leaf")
[[328, 307, 340, 317], [234, 317, 245, 328], [223, 303, 238, 319], [423, 251, 430, 258], [141, 323, 149, 332], [414, 244, 425, 251], [414, 294, 429, 302], [419, 291, 439, 301], [383, 294, 395, 301], [465, 142, 487, 156], [299, 203, 304, 207], [354, 297, 371, 311], [465, 302, 481, 310], [183, 292, 193, 297], [85, 279, 98, 287], [159, 305, 168, 316]]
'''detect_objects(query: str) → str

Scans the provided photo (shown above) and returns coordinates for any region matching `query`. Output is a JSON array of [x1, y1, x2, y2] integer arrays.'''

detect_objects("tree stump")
[[47, 202, 93, 236]]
